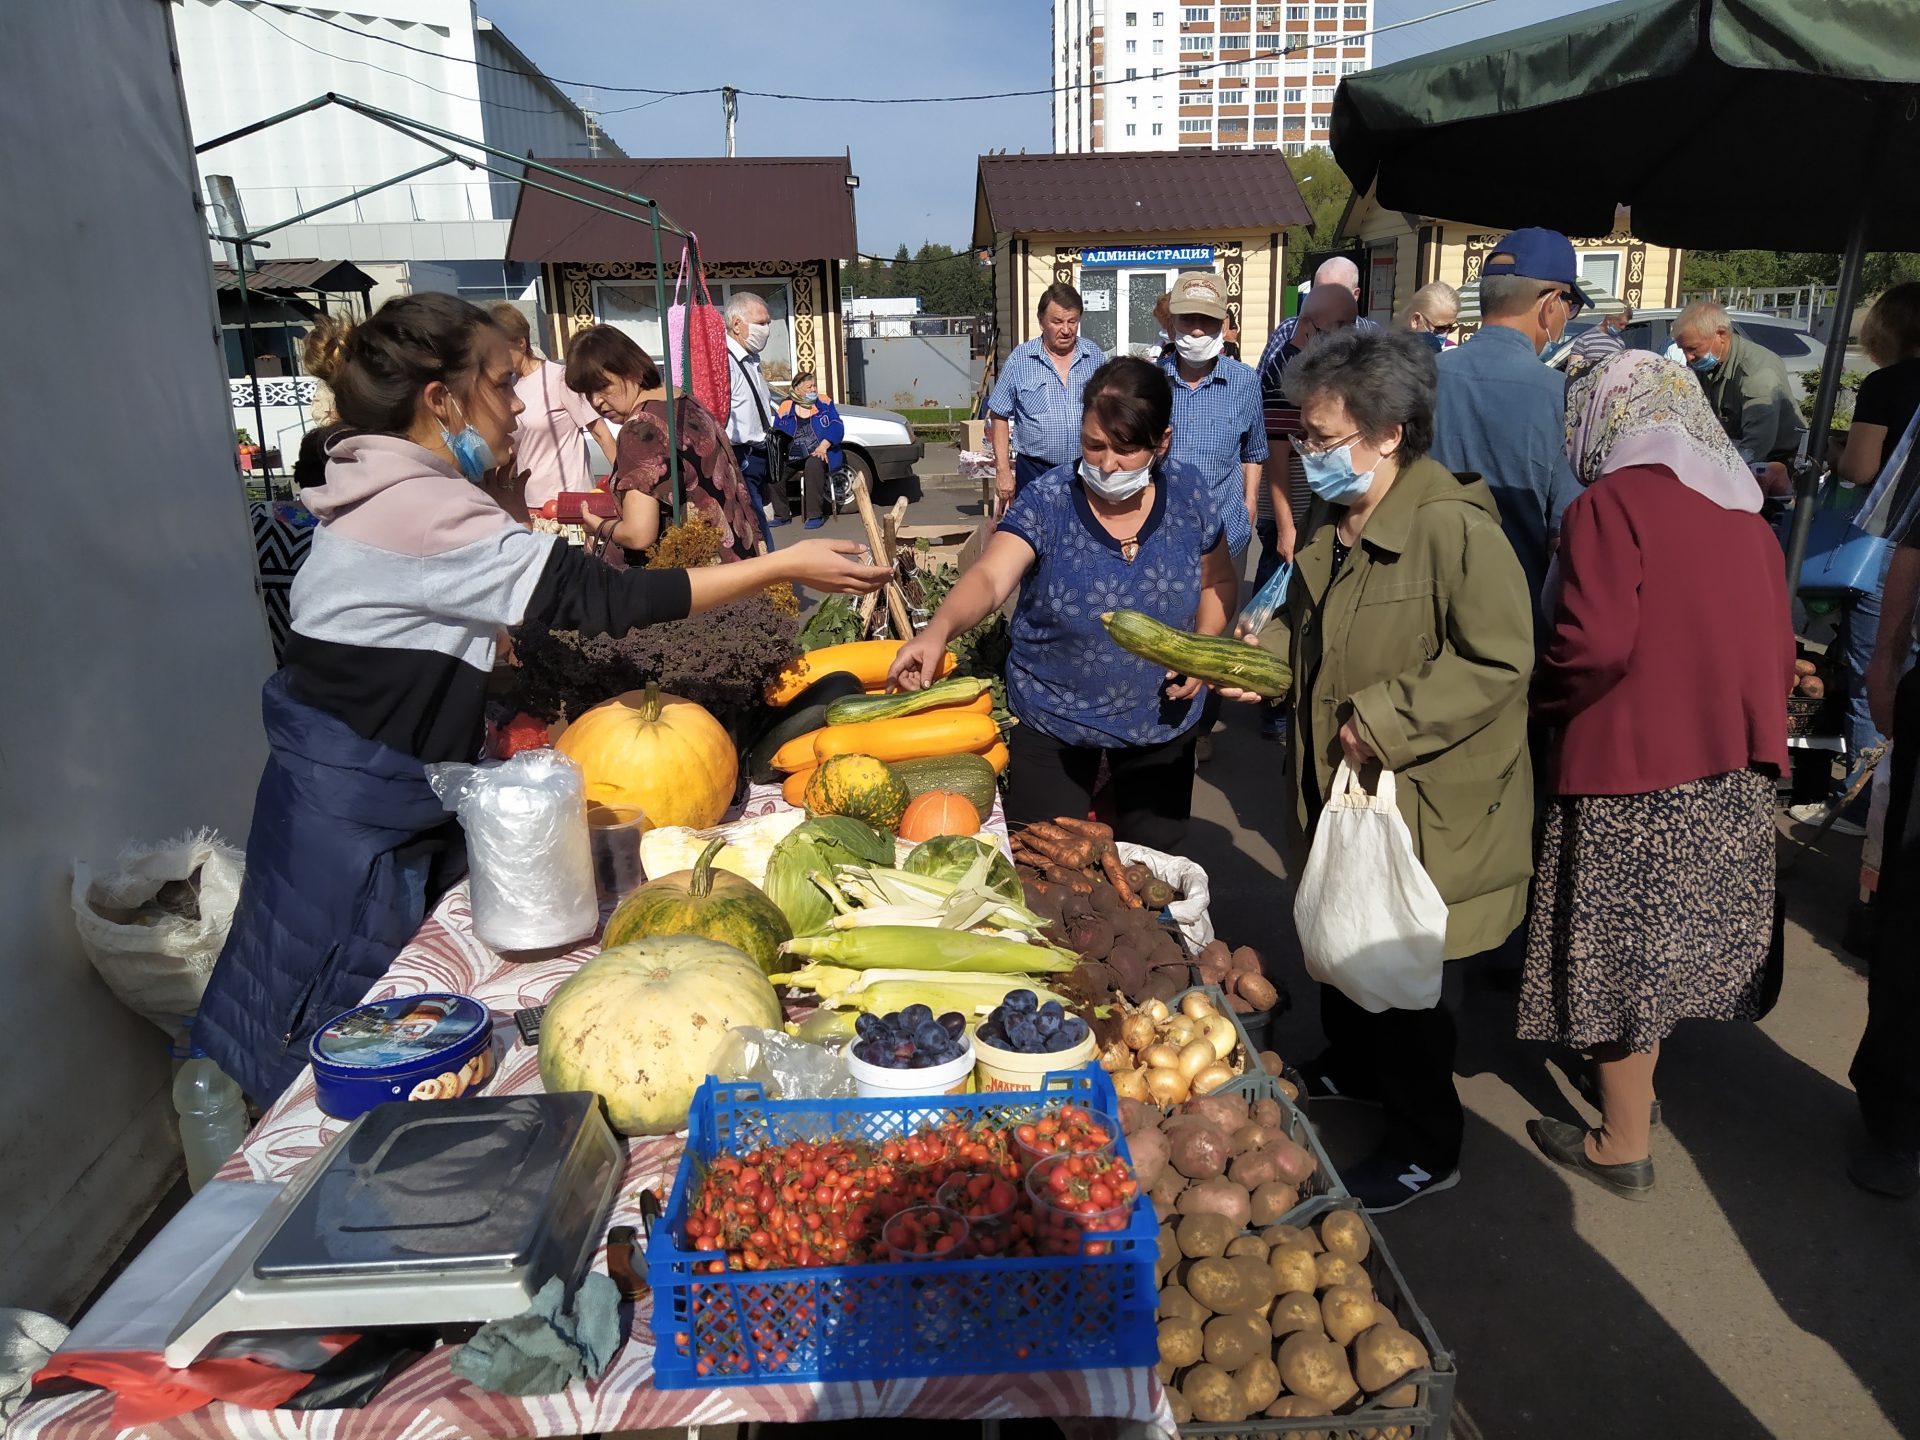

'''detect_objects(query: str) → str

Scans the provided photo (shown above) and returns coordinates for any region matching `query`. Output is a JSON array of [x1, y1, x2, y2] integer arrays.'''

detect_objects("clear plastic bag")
[[1233, 560, 1294, 638], [713, 1026, 858, 1100], [427, 750, 597, 952]]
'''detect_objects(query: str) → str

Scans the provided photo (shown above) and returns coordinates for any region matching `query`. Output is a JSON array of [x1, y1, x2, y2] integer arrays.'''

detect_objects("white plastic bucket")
[[972, 1030, 1098, 1092], [847, 1040, 975, 1098]]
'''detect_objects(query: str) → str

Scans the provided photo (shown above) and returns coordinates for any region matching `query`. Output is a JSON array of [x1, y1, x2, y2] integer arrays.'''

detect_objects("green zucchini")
[[745, 672, 865, 782], [824, 676, 990, 726], [1100, 609, 1293, 698], [888, 753, 999, 813]]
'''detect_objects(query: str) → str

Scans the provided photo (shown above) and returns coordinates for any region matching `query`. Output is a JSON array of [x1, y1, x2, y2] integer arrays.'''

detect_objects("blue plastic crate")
[[650, 1067, 1159, 1389]]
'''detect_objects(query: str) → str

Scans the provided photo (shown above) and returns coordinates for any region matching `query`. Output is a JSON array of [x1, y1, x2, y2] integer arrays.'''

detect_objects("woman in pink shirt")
[[488, 302, 616, 512], [1518, 351, 1793, 1201]]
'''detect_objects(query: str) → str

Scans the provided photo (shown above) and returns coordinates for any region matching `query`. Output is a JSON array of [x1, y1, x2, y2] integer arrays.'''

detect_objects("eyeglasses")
[[1540, 286, 1582, 309], [1295, 428, 1361, 458]]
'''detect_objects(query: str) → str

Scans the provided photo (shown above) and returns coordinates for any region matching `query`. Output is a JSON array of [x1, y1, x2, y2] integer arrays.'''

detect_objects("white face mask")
[[742, 321, 771, 354], [1174, 330, 1223, 365], [1079, 455, 1153, 504]]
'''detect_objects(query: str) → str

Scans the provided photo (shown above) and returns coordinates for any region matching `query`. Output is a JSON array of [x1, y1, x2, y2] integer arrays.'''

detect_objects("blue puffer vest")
[[193, 672, 466, 1104]]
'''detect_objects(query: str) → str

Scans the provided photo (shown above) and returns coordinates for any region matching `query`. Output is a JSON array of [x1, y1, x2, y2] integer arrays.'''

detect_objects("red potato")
[[1169, 1123, 1233, 1181], [1182, 1094, 1252, 1132], [1128, 1126, 1171, 1192], [1175, 1177, 1254, 1229]]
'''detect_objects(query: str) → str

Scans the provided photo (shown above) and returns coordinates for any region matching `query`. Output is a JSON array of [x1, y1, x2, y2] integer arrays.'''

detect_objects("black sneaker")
[[1298, 1063, 1383, 1108], [1343, 1153, 1461, 1213], [1848, 1135, 1920, 1199]]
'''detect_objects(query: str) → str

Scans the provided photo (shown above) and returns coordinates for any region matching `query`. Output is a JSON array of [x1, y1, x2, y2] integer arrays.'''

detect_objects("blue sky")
[[481, 0, 1608, 254]]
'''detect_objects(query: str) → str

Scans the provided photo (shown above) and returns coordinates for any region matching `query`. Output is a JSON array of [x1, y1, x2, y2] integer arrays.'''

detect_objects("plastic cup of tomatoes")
[[882, 1204, 971, 1262], [937, 1172, 1025, 1257], [1025, 1151, 1138, 1257], [1009, 1103, 1117, 1174]]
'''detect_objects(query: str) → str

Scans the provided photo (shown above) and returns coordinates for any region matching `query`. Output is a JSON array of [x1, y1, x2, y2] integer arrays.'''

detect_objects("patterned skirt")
[[1517, 769, 1776, 1053]]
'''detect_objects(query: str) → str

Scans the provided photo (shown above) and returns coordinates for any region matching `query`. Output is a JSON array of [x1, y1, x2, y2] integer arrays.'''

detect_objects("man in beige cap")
[[1157, 271, 1267, 570]]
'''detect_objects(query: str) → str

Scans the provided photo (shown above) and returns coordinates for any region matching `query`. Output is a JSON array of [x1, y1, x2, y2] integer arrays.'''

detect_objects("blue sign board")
[[1078, 244, 1216, 268]]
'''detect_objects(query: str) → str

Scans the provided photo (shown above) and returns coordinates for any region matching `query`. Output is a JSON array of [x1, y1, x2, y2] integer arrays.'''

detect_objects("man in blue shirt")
[[986, 282, 1104, 515], [1430, 227, 1588, 624], [1158, 270, 1267, 570]]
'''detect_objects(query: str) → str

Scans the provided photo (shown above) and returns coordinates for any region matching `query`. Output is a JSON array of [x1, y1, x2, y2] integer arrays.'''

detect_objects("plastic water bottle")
[[173, 1048, 248, 1191]]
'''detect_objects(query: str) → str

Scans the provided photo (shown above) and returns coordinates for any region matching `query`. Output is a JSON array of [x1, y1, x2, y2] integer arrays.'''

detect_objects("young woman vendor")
[[888, 356, 1237, 848], [195, 292, 889, 1103]]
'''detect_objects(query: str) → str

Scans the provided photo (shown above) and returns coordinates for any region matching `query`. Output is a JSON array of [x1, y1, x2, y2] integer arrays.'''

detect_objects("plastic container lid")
[[311, 994, 491, 1071]]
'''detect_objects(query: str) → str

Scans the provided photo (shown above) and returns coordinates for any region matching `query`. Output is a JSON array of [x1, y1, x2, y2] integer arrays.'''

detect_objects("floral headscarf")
[[1563, 350, 1763, 512]]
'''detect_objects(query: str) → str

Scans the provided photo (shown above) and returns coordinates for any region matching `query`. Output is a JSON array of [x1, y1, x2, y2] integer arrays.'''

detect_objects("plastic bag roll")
[[428, 750, 597, 951]]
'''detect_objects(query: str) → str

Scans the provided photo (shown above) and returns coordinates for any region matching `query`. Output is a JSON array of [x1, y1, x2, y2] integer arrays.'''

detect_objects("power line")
[[224, 0, 1495, 109]]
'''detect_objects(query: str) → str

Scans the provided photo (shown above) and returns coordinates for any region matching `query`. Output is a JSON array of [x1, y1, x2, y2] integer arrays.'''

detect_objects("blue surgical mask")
[[438, 401, 496, 483], [1689, 351, 1721, 376], [1299, 442, 1376, 505], [797, 390, 818, 405]]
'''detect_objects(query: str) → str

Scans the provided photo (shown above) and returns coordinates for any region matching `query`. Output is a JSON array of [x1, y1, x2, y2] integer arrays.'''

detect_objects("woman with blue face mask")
[[193, 293, 890, 1104], [889, 356, 1237, 847], [1219, 326, 1536, 1214]]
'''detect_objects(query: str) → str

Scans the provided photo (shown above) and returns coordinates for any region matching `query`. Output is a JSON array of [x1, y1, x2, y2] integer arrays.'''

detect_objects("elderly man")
[[1567, 305, 1634, 374], [1430, 227, 1588, 620], [725, 291, 784, 542], [986, 282, 1104, 514], [1160, 271, 1267, 570], [1401, 282, 1461, 352], [1672, 300, 1806, 464]]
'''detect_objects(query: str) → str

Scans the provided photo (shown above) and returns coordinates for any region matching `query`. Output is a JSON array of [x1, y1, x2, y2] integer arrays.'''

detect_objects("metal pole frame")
[[233, 244, 275, 498], [197, 94, 696, 518]]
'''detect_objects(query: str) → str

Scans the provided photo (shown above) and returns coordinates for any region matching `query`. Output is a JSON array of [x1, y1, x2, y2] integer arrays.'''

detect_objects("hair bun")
[[301, 314, 354, 385]]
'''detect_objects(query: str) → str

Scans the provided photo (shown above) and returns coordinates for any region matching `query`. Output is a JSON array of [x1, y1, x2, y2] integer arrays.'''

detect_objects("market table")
[[15, 788, 1176, 1440]]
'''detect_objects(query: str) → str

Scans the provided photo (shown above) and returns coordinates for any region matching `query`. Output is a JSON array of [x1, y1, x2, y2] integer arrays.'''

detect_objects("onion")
[[1191, 1061, 1235, 1095], [1121, 1012, 1158, 1052], [1141, 1042, 1182, 1071], [1143, 998, 1171, 1023], [1099, 1041, 1131, 1072], [1181, 992, 1217, 1021], [1163, 1015, 1200, 1049], [1114, 1066, 1151, 1102], [1176, 1039, 1216, 1081], [1145, 1067, 1190, 1105], [1200, 1014, 1239, 1062]]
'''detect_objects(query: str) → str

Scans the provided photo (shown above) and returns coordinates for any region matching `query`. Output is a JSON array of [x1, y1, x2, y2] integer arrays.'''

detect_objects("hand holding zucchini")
[[1100, 610, 1292, 699]]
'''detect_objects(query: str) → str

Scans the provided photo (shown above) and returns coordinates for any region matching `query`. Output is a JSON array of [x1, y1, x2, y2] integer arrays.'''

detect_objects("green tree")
[[1285, 149, 1355, 287]]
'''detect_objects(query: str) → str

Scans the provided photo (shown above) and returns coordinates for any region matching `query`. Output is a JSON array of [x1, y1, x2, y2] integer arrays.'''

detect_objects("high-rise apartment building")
[[1053, 2, 1372, 155]]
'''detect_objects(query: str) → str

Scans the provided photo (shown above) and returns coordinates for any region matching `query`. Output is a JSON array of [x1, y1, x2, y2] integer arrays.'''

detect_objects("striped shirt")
[[1158, 352, 1268, 557], [987, 337, 1105, 466]]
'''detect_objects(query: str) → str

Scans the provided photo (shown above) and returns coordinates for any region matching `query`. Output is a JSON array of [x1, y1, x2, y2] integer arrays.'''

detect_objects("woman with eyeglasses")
[[1221, 327, 1536, 1213]]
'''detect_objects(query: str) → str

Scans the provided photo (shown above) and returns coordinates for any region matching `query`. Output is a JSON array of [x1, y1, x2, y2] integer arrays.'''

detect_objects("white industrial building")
[[1052, 1, 1373, 155]]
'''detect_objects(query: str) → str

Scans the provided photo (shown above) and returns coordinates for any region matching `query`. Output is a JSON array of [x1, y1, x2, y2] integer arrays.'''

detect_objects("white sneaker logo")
[[1397, 1163, 1431, 1192]]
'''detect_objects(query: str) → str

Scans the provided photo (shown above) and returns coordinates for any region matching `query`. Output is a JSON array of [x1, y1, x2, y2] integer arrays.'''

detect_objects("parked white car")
[[1549, 309, 1860, 393]]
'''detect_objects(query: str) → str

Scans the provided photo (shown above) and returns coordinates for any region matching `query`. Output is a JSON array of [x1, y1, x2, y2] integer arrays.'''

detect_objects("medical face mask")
[[1689, 350, 1721, 375], [1174, 330, 1223, 365], [439, 400, 496, 484], [743, 321, 772, 354], [1299, 441, 1377, 505], [797, 389, 818, 405], [1079, 455, 1153, 504]]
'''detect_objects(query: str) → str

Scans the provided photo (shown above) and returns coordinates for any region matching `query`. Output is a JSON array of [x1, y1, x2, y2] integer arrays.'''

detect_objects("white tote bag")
[[1293, 762, 1449, 1012]]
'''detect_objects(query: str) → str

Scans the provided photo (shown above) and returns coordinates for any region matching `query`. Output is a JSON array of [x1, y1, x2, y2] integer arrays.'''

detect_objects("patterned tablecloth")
[[16, 789, 1175, 1440]]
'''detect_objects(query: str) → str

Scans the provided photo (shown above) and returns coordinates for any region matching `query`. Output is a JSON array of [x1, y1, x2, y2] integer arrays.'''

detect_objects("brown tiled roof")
[[507, 157, 856, 264], [973, 151, 1311, 245], [211, 259, 376, 293]]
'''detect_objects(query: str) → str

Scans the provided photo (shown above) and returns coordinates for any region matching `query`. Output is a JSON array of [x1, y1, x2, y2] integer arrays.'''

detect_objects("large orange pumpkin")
[[555, 684, 736, 830], [897, 789, 982, 843]]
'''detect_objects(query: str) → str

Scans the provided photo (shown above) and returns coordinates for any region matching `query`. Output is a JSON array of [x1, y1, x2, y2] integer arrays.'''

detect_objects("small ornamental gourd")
[[802, 754, 911, 832], [602, 838, 793, 974]]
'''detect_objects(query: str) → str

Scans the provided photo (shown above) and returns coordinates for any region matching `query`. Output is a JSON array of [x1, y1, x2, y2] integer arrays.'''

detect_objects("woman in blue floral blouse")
[[889, 356, 1237, 846]]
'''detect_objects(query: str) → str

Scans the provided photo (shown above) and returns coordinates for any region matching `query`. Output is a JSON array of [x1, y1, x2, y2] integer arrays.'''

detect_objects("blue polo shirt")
[[1157, 353, 1268, 557], [1000, 459, 1225, 749], [987, 337, 1106, 467], [1430, 325, 1584, 617]]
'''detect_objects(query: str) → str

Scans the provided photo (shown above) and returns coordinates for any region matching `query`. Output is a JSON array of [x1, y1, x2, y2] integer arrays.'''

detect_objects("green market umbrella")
[[1331, 0, 1920, 584], [1454, 275, 1627, 326]]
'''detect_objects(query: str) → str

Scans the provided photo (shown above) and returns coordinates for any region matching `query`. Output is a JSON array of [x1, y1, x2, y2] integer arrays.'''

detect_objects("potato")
[[1268, 1289, 1322, 1338], [1250, 1095, 1287, 1128], [1166, 1388, 1193, 1425], [1352, 1323, 1431, 1394], [1278, 1075, 1301, 1101], [1177, 1211, 1238, 1260], [1260, 1049, 1287, 1077], [1235, 973, 1280, 1011], [1263, 1134, 1318, 1187], [1260, 1222, 1307, 1247], [1203, 1310, 1267, 1370], [1277, 1330, 1359, 1410], [1150, 1171, 1187, 1223], [1156, 1220, 1181, 1277], [1145, 1067, 1190, 1106], [1268, 1242, 1319, 1295], [1228, 1143, 1292, 1191], [1191, 1060, 1236, 1095], [1265, 1393, 1328, 1418], [1237, 1353, 1284, 1412], [1228, 1254, 1279, 1312], [1184, 1257, 1252, 1313], [1377, 1381, 1419, 1407], [1158, 1317, 1204, 1369], [1321, 1283, 1378, 1345], [1128, 1127, 1171, 1192], [1794, 657, 1818, 676], [1229, 945, 1262, 974], [1249, 1180, 1301, 1226], [1183, 1094, 1252, 1132], [1175, 1178, 1253, 1229], [1117, 1096, 1157, 1137], [1315, 1252, 1367, 1291], [1319, 1209, 1372, 1263], [1225, 1233, 1270, 1260], [1169, 1124, 1232, 1180], [1181, 1362, 1247, 1424], [1799, 674, 1826, 698], [1159, 1283, 1208, 1324]]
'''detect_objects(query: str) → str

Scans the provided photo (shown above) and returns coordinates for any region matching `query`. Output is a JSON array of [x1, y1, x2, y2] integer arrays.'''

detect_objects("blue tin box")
[[309, 993, 496, 1120]]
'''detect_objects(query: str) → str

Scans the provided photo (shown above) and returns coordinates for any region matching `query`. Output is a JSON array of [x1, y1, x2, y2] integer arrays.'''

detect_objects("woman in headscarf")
[[1519, 351, 1794, 1200]]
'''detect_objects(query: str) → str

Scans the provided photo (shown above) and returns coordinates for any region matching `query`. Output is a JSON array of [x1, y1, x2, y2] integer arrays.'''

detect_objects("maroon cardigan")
[[1534, 464, 1793, 796]]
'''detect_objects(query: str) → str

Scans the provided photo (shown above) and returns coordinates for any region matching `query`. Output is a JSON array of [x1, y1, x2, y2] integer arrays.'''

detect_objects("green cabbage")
[[764, 816, 893, 936], [903, 835, 1021, 905]]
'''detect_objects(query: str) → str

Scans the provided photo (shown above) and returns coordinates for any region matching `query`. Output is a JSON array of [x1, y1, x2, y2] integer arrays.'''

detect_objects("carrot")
[[1101, 849, 1142, 908], [1055, 816, 1116, 847]]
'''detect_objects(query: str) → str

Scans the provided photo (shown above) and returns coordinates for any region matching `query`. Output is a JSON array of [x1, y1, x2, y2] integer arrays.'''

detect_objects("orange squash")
[[555, 684, 736, 830], [898, 790, 982, 843], [782, 766, 814, 806], [812, 710, 1001, 765], [764, 641, 956, 706]]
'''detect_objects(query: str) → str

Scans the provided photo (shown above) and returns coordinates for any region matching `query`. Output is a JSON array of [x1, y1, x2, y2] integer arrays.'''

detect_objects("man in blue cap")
[[1430, 227, 1589, 624]]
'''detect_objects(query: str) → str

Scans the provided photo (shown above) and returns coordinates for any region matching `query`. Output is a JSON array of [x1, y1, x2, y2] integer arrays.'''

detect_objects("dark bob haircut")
[[1081, 355, 1173, 452], [563, 323, 662, 396], [1282, 326, 1436, 461]]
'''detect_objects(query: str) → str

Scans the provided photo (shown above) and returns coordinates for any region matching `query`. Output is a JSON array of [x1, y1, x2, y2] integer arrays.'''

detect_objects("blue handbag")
[[1797, 500, 1891, 596]]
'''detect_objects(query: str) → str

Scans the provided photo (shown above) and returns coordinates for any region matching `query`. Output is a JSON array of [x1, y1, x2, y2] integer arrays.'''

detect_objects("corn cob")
[[779, 926, 1075, 973]]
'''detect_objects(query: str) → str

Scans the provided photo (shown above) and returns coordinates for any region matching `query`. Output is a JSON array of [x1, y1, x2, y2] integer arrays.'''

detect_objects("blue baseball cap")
[[1482, 227, 1588, 311]]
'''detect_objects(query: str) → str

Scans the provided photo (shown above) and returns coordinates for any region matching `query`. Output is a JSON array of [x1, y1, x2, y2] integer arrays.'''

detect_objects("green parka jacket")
[[1256, 454, 1536, 959]]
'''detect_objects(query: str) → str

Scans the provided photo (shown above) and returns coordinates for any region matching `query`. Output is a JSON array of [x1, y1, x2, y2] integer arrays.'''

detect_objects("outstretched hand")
[[1215, 633, 1269, 704], [783, 539, 893, 595]]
